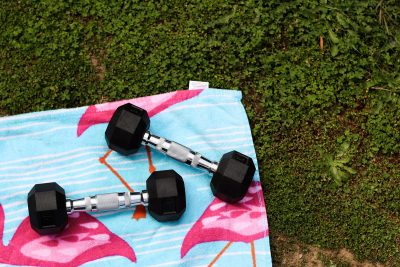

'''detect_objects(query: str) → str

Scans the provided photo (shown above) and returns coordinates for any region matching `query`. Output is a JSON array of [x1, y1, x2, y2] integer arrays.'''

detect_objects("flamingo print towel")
[[0, 88, 272, 267]]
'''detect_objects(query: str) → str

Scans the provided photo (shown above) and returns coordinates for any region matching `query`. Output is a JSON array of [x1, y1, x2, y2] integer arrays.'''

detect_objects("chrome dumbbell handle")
[[143, 131, 219, 173], [66, 191, 149, 214]]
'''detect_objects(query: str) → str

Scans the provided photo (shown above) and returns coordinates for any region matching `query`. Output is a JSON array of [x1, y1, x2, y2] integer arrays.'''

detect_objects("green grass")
[[1, 1, 399, 265]]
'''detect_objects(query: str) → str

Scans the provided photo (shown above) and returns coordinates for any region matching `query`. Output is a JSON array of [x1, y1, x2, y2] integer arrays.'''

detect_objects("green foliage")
[[321, 141, 356, 187], [265, 117, 400, 264], [1, 0, 400, 265], [366, 92, 400, 154], [319, 130, 359, 187]]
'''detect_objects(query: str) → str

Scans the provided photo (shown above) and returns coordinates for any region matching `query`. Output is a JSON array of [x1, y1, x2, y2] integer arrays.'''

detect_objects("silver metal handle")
[[66, 191, 149, 214], [143, 131, 219, 173]]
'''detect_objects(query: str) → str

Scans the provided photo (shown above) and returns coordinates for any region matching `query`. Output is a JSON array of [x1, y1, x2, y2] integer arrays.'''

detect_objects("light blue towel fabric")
[[0, 89, 271, 267]]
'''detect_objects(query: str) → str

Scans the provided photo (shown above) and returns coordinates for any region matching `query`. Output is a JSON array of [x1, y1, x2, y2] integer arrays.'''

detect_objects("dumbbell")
[[27, 170, 186, 235], [105, 103, 256, 203]]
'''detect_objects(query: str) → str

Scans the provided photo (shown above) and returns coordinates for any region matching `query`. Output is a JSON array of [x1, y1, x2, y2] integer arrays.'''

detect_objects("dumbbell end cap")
[[211, 151, 255, 203], [105, 103, 150, 155], [27, 182, 68, 235], [147, 170, 186, 222]]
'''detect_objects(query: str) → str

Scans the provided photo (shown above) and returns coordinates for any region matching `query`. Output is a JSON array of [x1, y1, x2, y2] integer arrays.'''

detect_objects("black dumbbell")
[[105, 103, 255, 203], [27, 170, 186, 235]]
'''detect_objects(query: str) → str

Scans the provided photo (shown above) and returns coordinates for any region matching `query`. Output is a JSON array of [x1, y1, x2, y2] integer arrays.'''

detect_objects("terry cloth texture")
[[0, 88, 272, 267]]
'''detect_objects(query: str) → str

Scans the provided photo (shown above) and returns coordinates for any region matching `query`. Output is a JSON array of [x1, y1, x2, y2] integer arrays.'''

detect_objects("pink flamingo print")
[[0, 205, 135, 266], [77, 89, 202, 137], [181, 182, 268, 267]]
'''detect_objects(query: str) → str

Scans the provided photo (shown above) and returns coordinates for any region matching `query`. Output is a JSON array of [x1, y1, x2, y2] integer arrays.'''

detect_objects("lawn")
[[1, 1, 399, 266]]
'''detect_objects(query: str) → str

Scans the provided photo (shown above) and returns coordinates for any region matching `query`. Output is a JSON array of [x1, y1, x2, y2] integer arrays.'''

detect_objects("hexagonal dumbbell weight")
[[28, 170, 186, 235], [105, 103, 255, 203]]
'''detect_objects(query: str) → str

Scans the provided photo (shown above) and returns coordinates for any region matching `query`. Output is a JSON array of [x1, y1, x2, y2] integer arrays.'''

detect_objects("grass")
[[1, 1, 399, 265]]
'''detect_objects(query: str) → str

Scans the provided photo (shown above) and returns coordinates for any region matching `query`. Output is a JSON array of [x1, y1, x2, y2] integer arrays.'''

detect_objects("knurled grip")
[[143, 131, 219, 173], [96, 192, 130, 211], [166, 141, 193, 163]]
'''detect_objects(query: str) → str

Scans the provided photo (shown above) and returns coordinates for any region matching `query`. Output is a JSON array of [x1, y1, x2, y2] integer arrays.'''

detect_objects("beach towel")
[[0, 88, 272, 267]]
